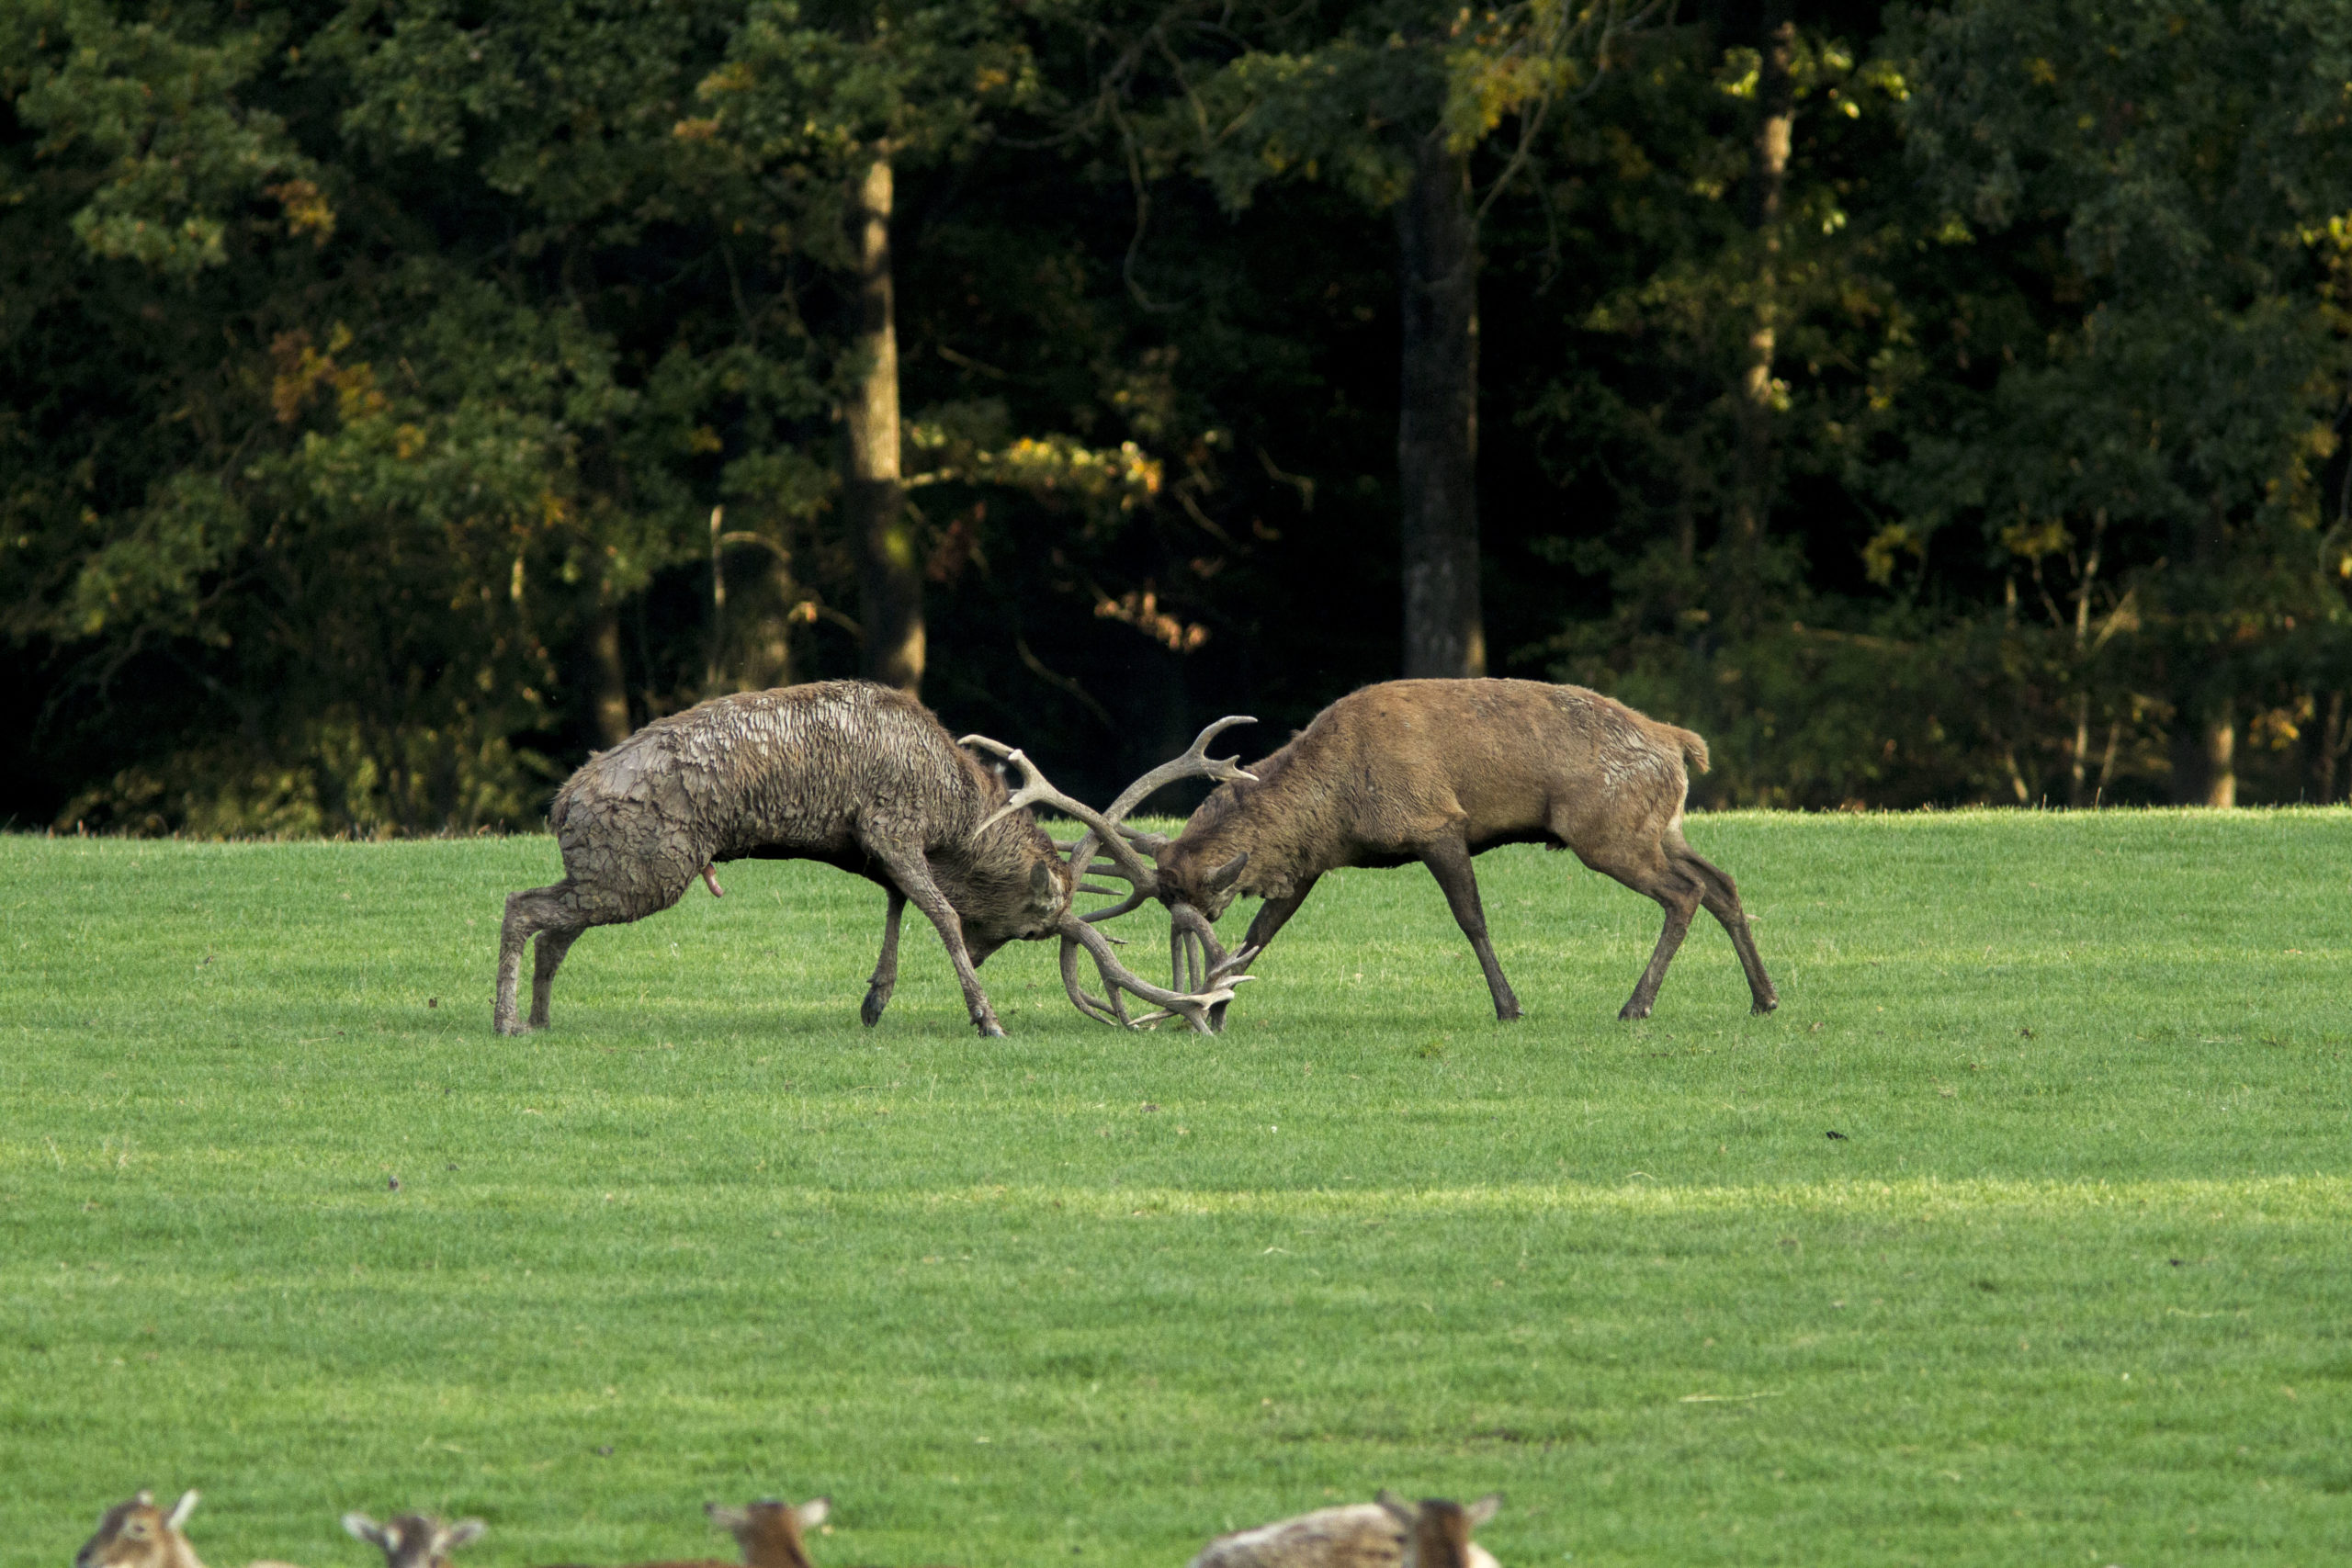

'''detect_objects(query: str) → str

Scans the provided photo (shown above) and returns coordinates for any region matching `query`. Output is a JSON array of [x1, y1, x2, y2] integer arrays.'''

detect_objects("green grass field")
[[5, 811, 2350, 1568]]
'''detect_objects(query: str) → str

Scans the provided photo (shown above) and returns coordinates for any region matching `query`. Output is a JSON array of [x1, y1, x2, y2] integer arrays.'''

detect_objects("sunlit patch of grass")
[[4, 810, 2350, 1566]]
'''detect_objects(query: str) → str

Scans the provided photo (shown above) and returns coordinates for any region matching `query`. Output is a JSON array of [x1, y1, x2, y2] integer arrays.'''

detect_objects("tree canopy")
[[6, 0, 2348, 833]]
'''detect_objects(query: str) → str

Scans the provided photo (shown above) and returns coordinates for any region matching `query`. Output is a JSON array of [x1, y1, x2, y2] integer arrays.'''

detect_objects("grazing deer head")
[[706, 1498, 829, 1568], [77, 1492, 205, 1568], [344, 1513, 487, 1568], [1374, 1493, 1501, 1568]]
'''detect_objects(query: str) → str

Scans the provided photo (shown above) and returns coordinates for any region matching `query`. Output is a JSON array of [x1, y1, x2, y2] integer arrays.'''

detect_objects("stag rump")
[[1021, 679, 1777, 1028], [494, 681, 1240, 1037]]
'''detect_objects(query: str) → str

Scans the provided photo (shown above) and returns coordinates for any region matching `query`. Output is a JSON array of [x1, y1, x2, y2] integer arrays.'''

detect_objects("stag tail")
[[1672, 726, 1710, 774]]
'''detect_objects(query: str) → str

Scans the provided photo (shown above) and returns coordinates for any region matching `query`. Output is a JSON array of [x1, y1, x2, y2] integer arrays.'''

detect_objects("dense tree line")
[[5, 0, 2349, 834]]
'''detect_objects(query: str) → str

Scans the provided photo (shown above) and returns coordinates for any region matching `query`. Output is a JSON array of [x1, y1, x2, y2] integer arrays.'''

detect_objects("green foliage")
[[6, 815, 2352, 1561], [5, 0, 2351, 825]]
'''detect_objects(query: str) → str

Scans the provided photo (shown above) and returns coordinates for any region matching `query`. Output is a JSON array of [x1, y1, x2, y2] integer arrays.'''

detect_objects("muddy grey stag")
[[988, 680, 1777, 1028], [494, 681, 1236, 1036]]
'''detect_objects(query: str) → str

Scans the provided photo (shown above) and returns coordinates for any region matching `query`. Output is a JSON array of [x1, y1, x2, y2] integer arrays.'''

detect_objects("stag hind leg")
[[1420, 837, 1521, 1021], [496, 853, 687, 1034], [1670, 838, 1778, 1013], [1575, 841, 1707, 1021], [497, 882, 582, 1035]]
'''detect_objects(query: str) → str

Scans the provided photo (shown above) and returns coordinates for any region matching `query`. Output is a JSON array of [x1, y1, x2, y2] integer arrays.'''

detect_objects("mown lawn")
[[3, 811, 2349, 1568]]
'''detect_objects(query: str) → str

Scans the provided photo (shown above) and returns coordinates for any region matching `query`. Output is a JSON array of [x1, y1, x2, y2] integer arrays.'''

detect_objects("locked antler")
[[1056, 912, 1254, 1034], [960, 716, 1256, 920], [959, 719, 1261, 1032]]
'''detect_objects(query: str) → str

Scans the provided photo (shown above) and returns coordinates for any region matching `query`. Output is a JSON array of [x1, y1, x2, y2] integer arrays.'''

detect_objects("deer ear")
[[344, 1515, 385, 1548], [1204, 850, 1249, 894], [796, 1499, 831, 1529], [1031, 860, 1058, 898], [134, 1492, 155, 1508], [1374, 1491, 1415, 1526], [706, 1505, 749, 1533], [164, 1493, 199, 1530], [438, 1520, 487, 1552], [1465, 1495, 1501, 1528]]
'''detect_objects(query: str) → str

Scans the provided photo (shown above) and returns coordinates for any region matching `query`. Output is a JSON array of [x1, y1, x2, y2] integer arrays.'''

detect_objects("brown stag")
[[985, 680, 1776, 1027]]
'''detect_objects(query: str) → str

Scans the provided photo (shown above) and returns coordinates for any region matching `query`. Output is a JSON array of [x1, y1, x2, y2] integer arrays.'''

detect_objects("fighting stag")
[[956, 716, 1263, 1033], [496, 681, 1236, 1037], [1099, 679, 1779, 1028]]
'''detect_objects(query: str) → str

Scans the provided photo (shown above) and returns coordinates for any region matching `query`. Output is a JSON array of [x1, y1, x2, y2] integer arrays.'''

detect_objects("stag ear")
[[1465, 1495, 1501, 1528], [1204, 851, 1249, 894], [796, 1499, 831, 1529], [344, 1515, 388, 1549], [164, 1493, 200, 1530], [437, 1520, 487, 1553], [1030, 859, 1060, 902], [1374, 1491, 1416, 1527], [707, 1505, 750, 1534]]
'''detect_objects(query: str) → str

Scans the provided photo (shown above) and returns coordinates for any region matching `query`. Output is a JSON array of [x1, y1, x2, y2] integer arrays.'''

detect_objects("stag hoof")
[[860, 987, 890, 1028], [1752, 996, 1780, 1016], [974, 1017, 1008, 1039], [1618, 1000, 1653, 1021]]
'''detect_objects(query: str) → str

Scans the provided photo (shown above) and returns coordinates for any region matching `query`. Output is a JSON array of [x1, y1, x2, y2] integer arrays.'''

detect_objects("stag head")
[[957, 717, 1261, 1033]]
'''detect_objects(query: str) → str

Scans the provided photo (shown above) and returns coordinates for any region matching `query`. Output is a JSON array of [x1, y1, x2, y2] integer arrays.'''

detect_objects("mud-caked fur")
[[1155, 679, 1777, 1024], [1189, 1493, 1501, 1568], [495, 682, 1073, 1036], [77, 1492, 206, 1568]]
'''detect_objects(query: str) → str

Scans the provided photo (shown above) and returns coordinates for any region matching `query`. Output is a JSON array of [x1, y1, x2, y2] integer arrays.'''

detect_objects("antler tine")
[[957, 734, 1164, 891], [1051, 715, 1261, 909], [1080, 887, 1150, 924], [1058, 934, 1129, 1028], [1057, 914, 1252, 1036], [1097, 715, 1261, 827]]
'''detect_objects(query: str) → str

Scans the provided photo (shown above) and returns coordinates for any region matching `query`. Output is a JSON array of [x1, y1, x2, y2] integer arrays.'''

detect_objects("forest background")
[[6, 0, 2351, 836]]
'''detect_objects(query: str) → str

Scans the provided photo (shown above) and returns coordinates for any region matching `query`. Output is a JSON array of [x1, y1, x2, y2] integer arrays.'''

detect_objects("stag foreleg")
[[861, 889, 909, 1027], [1421, 838, 1521, 1021], [1195, 875, 1317, 1033], [867, 842, 1005, 1037]]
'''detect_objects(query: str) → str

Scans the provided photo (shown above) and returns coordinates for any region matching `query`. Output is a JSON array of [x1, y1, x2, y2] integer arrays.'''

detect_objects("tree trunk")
[[1395, 133, 1485, 679], [847, 152, 922, 694], [1721, 1, 1794, 632], [589, 601, 631, 747], [2203, 700, 2235, 807]]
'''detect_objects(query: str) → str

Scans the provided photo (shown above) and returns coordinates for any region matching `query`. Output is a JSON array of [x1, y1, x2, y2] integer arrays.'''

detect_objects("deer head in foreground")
[[344, 1514, 487, 1568], [1061, 680, 1778, 1029], [707, 1497, 828, 1568], [77, 1492, 205, 1568]]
